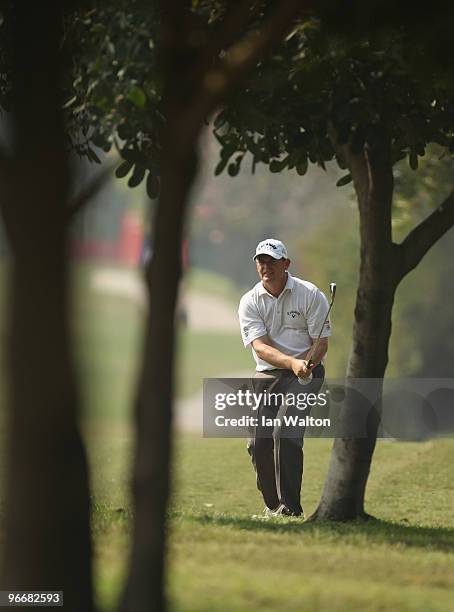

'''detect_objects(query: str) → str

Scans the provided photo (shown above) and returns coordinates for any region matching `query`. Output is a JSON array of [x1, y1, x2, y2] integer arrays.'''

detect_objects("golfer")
[[238, 239, 332, 517]]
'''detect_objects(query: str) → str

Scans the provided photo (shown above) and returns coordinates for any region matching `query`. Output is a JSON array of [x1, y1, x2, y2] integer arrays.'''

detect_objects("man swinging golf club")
[[238, 238, 334, 517]]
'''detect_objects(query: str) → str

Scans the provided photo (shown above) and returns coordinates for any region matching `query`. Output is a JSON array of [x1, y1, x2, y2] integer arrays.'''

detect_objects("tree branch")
[[398, 188, 454, 279], [190, 1, 262, 84], [209, 0, 309, 103], [182, 0, 311, 143]]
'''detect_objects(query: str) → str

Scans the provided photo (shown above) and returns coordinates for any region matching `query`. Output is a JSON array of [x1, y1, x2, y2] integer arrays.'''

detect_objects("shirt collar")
[[285, 272, 295, 291], [258, 272, 294, 296]]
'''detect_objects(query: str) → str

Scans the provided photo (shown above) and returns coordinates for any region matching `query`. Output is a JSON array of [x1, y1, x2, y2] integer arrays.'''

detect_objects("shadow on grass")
[[174, 511, 454, 553]]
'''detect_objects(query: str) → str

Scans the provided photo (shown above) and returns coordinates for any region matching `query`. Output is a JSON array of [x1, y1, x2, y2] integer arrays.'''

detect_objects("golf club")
[[298, 282, 336, 385]]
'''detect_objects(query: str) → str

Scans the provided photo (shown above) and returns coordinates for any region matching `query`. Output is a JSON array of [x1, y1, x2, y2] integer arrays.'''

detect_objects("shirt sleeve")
[[306, 288, 332, 339], [238, 295, 267, 347]]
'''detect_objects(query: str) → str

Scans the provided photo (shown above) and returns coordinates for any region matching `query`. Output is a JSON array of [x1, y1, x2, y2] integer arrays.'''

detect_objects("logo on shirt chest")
[[287, 310, 301, 319]]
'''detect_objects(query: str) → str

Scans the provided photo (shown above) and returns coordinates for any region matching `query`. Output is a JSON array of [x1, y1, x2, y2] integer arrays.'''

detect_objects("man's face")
[[255, 254, 289, 284]]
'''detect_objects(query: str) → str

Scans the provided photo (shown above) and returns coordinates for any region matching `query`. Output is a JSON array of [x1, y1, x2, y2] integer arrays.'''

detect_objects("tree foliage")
[[2, 3, 453, 197], [63, 1, 162, 197], [214, 20, 454, 181]]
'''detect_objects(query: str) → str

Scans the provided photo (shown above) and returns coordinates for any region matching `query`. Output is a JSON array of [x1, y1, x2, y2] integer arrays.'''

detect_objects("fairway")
[[86, 429, 454, 611], [67, 264, 454, 610], [2, 262, 453, 611]]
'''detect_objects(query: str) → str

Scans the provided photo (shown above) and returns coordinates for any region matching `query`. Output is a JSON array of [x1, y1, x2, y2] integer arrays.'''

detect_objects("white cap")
[[253, 238, 288, 261]]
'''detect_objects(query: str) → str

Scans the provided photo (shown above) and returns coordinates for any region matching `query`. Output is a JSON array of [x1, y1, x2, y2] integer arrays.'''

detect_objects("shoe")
[[263, 506, 278, 518], [251, 506, 281, 520], [263, 504, 303, 518]]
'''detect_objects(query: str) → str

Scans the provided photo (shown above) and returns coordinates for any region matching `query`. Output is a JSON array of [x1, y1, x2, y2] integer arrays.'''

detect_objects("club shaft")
[[306, 298, 334, 367]]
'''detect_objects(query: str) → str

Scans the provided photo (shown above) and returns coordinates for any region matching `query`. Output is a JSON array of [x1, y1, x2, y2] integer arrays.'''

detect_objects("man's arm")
[[307, 337, 329, 367], [251, 334, 328, 379]]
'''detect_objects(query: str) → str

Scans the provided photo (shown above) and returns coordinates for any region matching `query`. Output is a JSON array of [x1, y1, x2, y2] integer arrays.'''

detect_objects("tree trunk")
[[311, 139, 399, 521], [119, 107, 197, 612], [0, 6, 94, 609]]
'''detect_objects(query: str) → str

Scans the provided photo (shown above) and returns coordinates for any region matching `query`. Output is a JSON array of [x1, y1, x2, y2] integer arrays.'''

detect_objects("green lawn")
[[86, 429, 454, 612], [185, 268, 246, 304], [1, 262, 454, 610]]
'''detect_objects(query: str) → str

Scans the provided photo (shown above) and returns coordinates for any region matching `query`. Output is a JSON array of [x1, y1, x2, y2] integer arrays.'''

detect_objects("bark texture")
[[311, 139, 398, 521], [311, 134, 454, 521], [0, 5, 93, 609]]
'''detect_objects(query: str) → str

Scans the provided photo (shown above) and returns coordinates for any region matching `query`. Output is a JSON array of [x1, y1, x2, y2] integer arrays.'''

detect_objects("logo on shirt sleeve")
[[243, 325, 250, 337]]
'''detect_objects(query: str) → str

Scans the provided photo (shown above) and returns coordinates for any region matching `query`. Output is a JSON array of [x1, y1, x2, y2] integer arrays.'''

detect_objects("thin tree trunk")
[[0, 5, 93, 608], [311, 139, 398, 521], [120, 122, 196, 611]]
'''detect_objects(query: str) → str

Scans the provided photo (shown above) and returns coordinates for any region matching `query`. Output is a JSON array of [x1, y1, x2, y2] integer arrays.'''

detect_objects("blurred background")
[[1, 121, 453, 611], [1, 127, 453, 427]]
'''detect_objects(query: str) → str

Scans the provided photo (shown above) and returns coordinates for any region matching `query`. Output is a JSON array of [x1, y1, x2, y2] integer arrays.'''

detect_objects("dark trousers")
[[247, 365, 325, 515]]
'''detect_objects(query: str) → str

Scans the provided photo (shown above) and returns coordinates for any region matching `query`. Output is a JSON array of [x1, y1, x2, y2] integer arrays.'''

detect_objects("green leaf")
[[336, 173, 352, 187], [227, 162, 240, 177], [115, 160, 134, 178], [296, 156, 308, 176], [128, 164, 146, 187], [146, 173, 160, 199], [91, 133, 107, 149], [214, 131, 227, 147], [409, 151, 418, 170], [214, 111, 227, 129], [118, 124, 130, 140], [252, 155, 257, 174], [260, 151, 270, 164], [269, 156, 289, 173], [214, 157, 229, 176], [86, 147, 102, 164], [220, 143, 238, 160], [243, 133, 261, 156], [121, 148, 141, 162], [335, 154, 347, 170], [127, 86, 146, 108], [62, 96, 77, 109]]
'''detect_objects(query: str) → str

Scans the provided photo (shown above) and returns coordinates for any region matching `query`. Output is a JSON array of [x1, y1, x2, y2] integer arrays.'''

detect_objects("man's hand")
[[251, 335, 326, 376], [291, 358, 314, 379]]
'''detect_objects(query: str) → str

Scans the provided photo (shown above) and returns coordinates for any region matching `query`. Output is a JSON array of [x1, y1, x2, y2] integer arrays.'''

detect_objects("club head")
[[329, 282, 337, 301]]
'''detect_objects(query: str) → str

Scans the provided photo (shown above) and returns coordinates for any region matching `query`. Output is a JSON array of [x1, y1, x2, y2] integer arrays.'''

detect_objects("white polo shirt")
[[238, 273, 332, 371]]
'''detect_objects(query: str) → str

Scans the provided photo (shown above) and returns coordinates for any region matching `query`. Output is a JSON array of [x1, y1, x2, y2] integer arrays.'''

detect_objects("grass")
[[1, 261, 454, 609], [176, 331, 251, 397], [185, 268, 246, 304], [86, 429, 454, 612]]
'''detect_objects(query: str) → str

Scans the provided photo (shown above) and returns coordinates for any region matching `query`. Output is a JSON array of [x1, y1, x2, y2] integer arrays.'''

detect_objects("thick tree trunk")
[[0, 6, 94, 609], [311, 140, 399, 521]]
